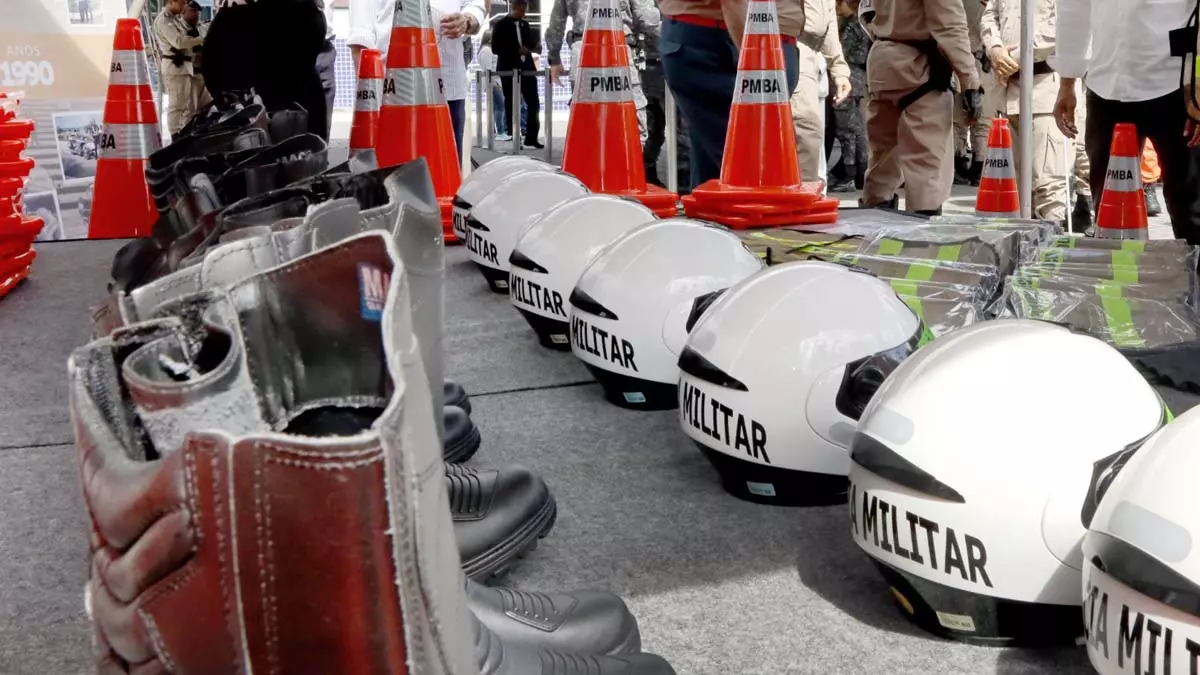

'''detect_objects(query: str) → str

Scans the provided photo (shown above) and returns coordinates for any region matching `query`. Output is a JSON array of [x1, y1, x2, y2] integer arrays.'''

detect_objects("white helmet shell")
[[452, 157, 553, 240], [1083, 405, 1199, 675], [679, 261, 923, 506], [509, 194, 658, 350], [848, 319, 1165, 646], [569, 218, 763, 410], [466, 171, 589, 293]]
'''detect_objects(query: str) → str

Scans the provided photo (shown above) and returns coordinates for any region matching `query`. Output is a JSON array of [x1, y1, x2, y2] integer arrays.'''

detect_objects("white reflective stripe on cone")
[[744, 1, 782, 35], [98, 123, 161, 160], [382, 68, 446, 106], [109, 49, 151, 86], [574, 67, 637, 104], [583, 0, 623, 32], [733, 69, 789, 105], [355, 78, 383, 113]]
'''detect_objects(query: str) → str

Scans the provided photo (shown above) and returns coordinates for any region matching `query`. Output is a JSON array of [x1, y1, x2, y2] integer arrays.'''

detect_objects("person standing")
[[640, 30, 692, 191], [545, 0, 660, 142], [315, 0, 337, 139], [979, 0, 1068, 224], [792, 0, 852, 182], [492, 0, 543, 149], [829, 0, 869, 191], [859, 0, 980, 214], [478, 31, 513, 141], [155, 0, 207, 138], [952, 0, 990, 186], [432, 0, 486, 161], [658, 0, 804, 191], [1054, 0, 1199, 242]]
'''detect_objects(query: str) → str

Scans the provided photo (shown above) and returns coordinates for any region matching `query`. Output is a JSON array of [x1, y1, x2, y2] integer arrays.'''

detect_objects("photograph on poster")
[[51, 111, 103, 183], [24, 191, 65, 241], [68, 0, 105, 24]]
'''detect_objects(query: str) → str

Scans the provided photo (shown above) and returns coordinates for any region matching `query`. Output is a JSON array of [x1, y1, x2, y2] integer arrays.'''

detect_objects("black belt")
[[879, 38, 953, 111], [1012, 61, 1055, 78]]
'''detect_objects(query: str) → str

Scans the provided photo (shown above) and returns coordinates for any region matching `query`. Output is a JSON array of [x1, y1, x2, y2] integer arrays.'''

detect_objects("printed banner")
[[1, 0, 155, 239]]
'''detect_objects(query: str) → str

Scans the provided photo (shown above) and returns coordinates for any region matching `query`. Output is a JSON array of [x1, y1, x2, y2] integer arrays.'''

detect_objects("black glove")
[[186, 27, 200, 38], [975, 48, 992, 74], [962, 87, 983, 122]]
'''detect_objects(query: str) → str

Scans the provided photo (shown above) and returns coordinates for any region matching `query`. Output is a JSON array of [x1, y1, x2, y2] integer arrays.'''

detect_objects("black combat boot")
[[444, 405, 482, 463], [449, 462, 558, 579], [468, 579, 641, 655]]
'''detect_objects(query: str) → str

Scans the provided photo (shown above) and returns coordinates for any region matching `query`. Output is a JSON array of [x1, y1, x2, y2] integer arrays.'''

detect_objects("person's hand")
[[1186, 84, 1200, 147], [1054, 78, 1078, 138], [989, 45, 1019, 80], [551, 64, 565, 81], [440, 12, 470, 38], [519, 46, 532, 56], [833, 76, 852, 104], [962, 87, 983, 123], [350, 45, 363, 74]]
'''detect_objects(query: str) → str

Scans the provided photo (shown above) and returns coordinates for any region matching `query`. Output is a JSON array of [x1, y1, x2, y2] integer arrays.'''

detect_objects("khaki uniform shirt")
[[979, 0, 1059, 115], [154, 8, 204, 77], [802, 0, 851, 81], [866, 0, 980, 93], [658, 0, 804, 43]]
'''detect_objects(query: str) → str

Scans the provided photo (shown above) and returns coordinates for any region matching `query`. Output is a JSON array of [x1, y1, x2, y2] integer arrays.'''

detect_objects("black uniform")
[[492, 13, 542, 145]]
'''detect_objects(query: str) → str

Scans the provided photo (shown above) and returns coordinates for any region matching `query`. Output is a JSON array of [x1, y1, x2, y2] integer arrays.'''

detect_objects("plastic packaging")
[[928, 214, 1062, 242], [737, 229, 862, 265], [890, 286, 986, 337], [1006, 285, 1200, 349], [857, 227, 1021, 277], [1017, 261, 1196, 288], [1008, 272, 1193, 305], [1043, 236, 1194, 252], [1032, 244, 1200, 272], [801, 249, 1003, 300]]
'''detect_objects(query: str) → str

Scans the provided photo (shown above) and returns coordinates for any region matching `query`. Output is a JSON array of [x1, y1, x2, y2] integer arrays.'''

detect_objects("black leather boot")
[[446, 379, 472, 414], [1072, 193, 1094, 235], [968, 160, 984, 186], [474, 613, 675, 674], [953, 155, 972, 185], [449, 463, 557, 579], [445, 405, 482, 463], [467, 579, 641, 655]]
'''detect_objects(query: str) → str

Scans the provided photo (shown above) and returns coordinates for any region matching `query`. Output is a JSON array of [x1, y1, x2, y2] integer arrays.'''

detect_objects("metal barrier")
[[471, 66, 684, 185]]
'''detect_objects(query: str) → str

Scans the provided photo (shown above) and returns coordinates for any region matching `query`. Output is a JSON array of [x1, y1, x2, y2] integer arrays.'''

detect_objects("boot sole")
[[463, 495, 558, 581], [443, 422, 482, 464], [609, 619, 643, 655]]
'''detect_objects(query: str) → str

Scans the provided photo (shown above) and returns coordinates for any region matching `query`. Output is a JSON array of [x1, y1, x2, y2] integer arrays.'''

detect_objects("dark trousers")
[[501, 71, 540, 142], [659, 17, 800, 191], [1085, 88, 1200, 243], [315, 38, 337, 140], [448, 98, 465, 162]]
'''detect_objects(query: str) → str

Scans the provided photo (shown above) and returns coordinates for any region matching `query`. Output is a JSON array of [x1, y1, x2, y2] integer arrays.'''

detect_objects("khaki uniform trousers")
[[862, 88, 955, 212], [790, 41, 824, 181], [1073, 85, 1091, 198], [1007, 113, 1069, 221], [164, 73, 206, 137]]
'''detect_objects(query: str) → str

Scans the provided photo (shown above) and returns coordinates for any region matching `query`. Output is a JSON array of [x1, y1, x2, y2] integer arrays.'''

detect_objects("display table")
[[1, 236, 1191, 674]]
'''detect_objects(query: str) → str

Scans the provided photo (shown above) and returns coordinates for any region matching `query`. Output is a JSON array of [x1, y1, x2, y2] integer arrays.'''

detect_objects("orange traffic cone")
[[376, 0, 460, 241], [681, 0, 834, 229], [1095, 123, 1148, 240], [974, 118, 1020, 218], [88, 18, 160, 239], [349, 48, 384, 158], [0, 90, 37, 301], [560, 0, 677, 217]]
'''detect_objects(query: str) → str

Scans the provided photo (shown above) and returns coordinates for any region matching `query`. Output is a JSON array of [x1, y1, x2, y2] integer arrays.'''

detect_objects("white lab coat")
[[348, 0, 486, 101]]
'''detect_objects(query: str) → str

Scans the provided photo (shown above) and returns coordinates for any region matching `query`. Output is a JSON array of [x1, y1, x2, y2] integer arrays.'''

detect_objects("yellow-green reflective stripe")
[[889, 279, 920, 297], [878, 238, 905, 256], [935, 244, 963, 262], [900, 295, 925, 321], [1112, 264, 1139, 284], [918, 323, 935, 346], [1050, 237, 1077, 248], [1111, 250, 1139, 268], [905, 261, 937, 282], [1039, 248, 1065, 270], [1093, 280, 1125, 299], [1121, 241, 1147, 252], [833, 253, 860, 266], [1099, 296, 1146, 348]]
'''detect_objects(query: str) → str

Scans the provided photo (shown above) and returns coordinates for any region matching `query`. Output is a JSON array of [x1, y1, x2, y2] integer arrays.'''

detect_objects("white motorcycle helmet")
[[452, 156, 552, 241], [1082, 405, 1199, 675], [465, 171, 589, 293], [848, 319, 1166, 646], [679, 261, 928, 507], [509, 195, 657, 350], [569, 218, 763, 410]]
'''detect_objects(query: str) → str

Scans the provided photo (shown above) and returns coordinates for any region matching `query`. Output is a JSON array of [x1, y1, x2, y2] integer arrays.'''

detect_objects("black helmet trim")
[[465, 215, 490, 232], [568, 287, 620, 320], [677, 346, 749, 392], [834, 323, 925, 421], [1089, 531, 1200, 619], [509, 249, 549, 273], [850, 432, 966, 503], [452, 195, 471, 210], [1080, 411, 1166, 529], [685, 289, 726, 333]]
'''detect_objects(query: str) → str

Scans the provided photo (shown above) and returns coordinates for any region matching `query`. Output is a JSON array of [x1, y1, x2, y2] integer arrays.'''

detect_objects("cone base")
[[0, 214, 43, 239], [0, 265, 29, 301], [0, 177, 22, 197], [975, 209, 1021, 218], [683, 195, 840, 229], [440, 198, 461, 244], [0, 248, 35, 278], [690, 179, 826, 206], [1095, 227, 1150, 240], [0, 120, 35, 142], [0, 157, 34, 179]]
